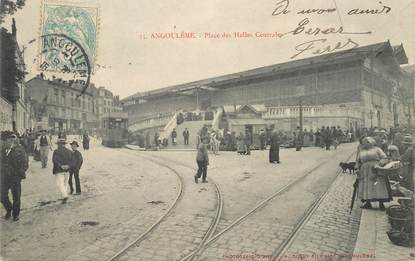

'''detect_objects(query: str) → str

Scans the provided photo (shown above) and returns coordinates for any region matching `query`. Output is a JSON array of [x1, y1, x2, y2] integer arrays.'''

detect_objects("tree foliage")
[[0, 0, 26, 24], [1, 29, 18, 102], [1, 0, 27, 103]]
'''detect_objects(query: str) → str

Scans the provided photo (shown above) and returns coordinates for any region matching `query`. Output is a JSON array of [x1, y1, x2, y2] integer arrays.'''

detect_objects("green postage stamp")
[[40, 0, 99, 72]]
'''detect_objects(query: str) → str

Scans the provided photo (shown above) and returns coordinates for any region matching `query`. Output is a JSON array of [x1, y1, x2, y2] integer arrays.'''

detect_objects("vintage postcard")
[[0, 0, 414, 260]]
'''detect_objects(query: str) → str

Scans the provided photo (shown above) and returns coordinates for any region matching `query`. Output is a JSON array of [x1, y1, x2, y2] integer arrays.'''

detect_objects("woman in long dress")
[[236, 132, 246, 155], [82, 132, 90, 150], [269, 130, 280, 163], [356, 137, 392, 210]]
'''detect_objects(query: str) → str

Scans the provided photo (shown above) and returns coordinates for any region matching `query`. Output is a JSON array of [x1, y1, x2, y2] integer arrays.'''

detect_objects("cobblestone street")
[[1, 139, 366, 261], [1, 138, 179, 261]]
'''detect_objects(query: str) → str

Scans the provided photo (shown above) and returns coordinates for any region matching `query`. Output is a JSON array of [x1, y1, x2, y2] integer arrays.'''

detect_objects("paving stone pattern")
[[374, 209, 414, 261], [196, 150, 356, 261], [114, 165, 219, 261], [283, 174, 362, 261], [199, 221, 294, 261], [1, 139, 179, 261], [64, 206, 171, 261]]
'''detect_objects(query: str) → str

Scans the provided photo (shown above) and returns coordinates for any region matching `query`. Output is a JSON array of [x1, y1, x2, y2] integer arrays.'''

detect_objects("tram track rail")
[[108, 149, 224, 261], [107, 151, 184, 261], [182, 150, 357, 261], [137, 154, 225, 261], [110, 147, 355, 261], [271, 152, 356, 261]]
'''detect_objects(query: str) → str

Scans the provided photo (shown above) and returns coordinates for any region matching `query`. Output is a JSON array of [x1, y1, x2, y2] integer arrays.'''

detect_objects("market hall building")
[[122, 41, 414, 147]]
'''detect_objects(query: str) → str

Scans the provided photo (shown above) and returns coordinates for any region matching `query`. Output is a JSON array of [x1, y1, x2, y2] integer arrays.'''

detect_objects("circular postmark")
[[39, 33, 91, 97]]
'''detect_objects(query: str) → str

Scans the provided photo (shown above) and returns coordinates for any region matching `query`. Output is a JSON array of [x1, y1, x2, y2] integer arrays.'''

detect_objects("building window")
[[54, 89, 58, 104], [363, 70, 372, 87]]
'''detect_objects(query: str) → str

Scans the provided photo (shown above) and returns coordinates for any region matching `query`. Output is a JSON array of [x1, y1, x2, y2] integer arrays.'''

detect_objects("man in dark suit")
[[69, 141, 83, 195], [1, 131, 28, 221], [183, 128, 190, 145]]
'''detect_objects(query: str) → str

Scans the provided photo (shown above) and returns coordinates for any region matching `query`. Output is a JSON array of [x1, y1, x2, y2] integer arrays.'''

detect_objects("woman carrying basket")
[[356, 137, 392, 210]]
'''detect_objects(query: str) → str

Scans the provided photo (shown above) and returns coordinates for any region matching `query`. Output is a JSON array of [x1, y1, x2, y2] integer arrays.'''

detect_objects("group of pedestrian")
[[236, 131, 251, 155], [314, 126, 346, 150], [52, 139, 83, 203], [354, 126, 415, 210], [1, 129, 85, 221]]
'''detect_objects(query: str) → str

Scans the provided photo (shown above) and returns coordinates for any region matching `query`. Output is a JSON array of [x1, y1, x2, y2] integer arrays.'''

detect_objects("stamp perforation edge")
[[39, 0, 100, 73]]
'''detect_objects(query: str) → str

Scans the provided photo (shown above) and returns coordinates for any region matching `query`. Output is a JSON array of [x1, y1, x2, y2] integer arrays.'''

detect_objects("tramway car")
[[101, 112, 129, 148]]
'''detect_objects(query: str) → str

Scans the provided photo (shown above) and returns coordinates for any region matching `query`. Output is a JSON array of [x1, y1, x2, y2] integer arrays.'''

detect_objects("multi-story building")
[[0, 19, 32, 133], [26, 76, 97, 132], [0, 96, 13, 132], [95, 86, 123, 121], [122, 41, 414, 146], [402, 64, 415, 125]]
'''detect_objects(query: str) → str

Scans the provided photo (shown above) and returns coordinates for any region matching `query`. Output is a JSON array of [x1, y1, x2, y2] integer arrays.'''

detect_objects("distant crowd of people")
[[216, 125, 356, 153], [0, 129, 90, 221]]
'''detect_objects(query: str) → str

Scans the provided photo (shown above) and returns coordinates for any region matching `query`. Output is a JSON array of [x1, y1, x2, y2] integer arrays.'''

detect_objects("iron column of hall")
[[299, 96, 303, 133], [296, 85, 304, 151]]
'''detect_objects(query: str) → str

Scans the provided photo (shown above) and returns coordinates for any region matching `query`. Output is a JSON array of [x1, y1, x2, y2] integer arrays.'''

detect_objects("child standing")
[[69, 141, 83, 195]]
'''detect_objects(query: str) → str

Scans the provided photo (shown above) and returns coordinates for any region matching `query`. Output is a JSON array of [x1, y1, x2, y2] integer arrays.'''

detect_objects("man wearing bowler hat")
[[68, 141, 83, 195], [1, 131, 28, 221], [52, 138, 72, 203]]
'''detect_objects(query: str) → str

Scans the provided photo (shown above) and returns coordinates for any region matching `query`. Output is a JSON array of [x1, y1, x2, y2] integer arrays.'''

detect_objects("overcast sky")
[[5, 0, 415, 98]]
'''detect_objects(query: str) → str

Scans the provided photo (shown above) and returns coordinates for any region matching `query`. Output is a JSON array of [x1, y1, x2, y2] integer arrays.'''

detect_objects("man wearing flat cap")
[[1, 131, 29, 221], [52, 138, 72, 204]]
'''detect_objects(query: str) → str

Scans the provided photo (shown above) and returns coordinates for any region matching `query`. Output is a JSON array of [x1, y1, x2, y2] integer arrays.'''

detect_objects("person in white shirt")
[[38, 130, 53, 168]]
